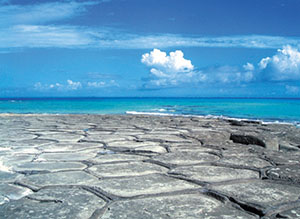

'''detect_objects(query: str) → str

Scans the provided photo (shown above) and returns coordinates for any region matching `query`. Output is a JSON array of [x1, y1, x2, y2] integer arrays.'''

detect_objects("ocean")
[[0, 97, 299, 124]]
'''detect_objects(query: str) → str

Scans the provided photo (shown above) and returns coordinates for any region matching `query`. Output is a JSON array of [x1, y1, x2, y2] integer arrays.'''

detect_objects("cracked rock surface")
[[0, 114, 300, 218]]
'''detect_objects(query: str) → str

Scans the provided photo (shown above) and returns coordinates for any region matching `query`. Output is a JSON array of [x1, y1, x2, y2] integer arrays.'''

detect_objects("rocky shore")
[[0, 114, 300, 218]]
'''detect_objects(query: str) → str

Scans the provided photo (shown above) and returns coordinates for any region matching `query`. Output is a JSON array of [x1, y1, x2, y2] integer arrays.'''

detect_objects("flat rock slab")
[[39, 142, 103, 153], [153, 151, 219, 165], [0, 184, 33, 205], [211, 180, 300, 208], [263, 151, 300, 165], [38, 151, 97, 161], [102, 193, 258, 219], [0, 188, 106, 219], [19, 171, 101, 188], [169, 165, 259, 183], [88, 161, 167, 177], [14, 162, 87, 172], [37, 132, 84, 142], [217, 156, 271, 169], [107, 140, 160, 148], [1, 114, 300, 218], [98, 174, 199, 197], [136, 134, 192, 143], [266, 165, 300, 184], [0, 171, 20, 183], [89, 153, 146, 163]]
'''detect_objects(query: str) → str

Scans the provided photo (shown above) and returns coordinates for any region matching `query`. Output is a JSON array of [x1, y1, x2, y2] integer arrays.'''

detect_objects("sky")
[[1, 0, 300, 97]]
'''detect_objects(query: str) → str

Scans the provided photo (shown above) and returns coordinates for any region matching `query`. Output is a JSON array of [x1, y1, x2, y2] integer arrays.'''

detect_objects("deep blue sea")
[[0, 97, 300, 124]]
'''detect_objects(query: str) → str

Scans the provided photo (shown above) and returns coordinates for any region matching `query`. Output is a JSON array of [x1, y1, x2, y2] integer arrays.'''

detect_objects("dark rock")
[[230, 134, 266, 147]]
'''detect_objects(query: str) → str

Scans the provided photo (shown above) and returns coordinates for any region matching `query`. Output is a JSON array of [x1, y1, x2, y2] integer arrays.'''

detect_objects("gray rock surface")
[[0, 114, 300, 218]]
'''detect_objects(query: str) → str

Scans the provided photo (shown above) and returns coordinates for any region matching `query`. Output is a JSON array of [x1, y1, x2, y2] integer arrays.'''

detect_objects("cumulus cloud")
[[259, 45, 300, 81], [141, 49, 255, 87], [141, 49, 197, 86], [67, 80, 82, 90]]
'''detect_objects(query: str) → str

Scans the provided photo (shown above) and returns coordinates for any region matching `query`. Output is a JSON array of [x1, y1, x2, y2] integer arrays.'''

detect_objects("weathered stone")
[[98, 174, 199, 197], [37, 132, 84, 142], [39, 142, 103, 153], [266, 165, 300, 184], [152, 151, 219, 165], [169, 165, 259, 183], [277, 206, 300, 218], [230, 134, 266, 147], [0, 171, 21, 182], [136, 134, 192, 143], [107, 140, 160, 148], [89, 161, 167, 177], [212, 180, 300, 208], [0, 188, 106, 219], [14, 162, 87, 172], [230, 133, 279, 150], [217, 156, 271, 169], [1, 114, 300, 218], [132, 145, 167, 153], [102, 193, 258, 219], [38, 151, 97, 161], [19, 171, 101, 188], [89, 153, 146, 163], [0, 184, 32, 204]]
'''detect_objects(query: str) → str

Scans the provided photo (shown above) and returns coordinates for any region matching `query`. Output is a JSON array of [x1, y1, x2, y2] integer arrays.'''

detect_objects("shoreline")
[[1, 112, 299, 127]]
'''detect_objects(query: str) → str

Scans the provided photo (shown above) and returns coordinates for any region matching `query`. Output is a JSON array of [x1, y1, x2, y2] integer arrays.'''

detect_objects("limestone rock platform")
[[0, 114, 300, 218]]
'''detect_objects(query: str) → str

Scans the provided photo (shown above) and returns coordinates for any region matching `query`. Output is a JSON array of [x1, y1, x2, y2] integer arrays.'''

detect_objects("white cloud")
[[0, 1, 100, 27], [87, 81, 106, 88], [243, 62, 255, 71], [259, 45, 300, 81], [67, 80, 82, 90], [1, 24, 300, 50], [34, 80, 81, 91], [87, 80, 118, 88], [141, 49, 255, 87], [285, 85, 299, 94], [141, 49, 196, 86], [1, 1, 300, 51]]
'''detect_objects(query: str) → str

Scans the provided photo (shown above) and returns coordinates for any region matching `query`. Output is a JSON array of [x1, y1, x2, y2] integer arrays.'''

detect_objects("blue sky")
[[1, 0, 300, 97]]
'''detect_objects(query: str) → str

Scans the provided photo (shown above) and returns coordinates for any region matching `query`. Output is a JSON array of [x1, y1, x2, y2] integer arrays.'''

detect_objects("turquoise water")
[[0, 98, 299, 123]]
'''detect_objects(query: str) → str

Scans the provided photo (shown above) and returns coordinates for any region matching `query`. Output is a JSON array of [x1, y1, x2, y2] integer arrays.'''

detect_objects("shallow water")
[[0, 97, 299, 123]]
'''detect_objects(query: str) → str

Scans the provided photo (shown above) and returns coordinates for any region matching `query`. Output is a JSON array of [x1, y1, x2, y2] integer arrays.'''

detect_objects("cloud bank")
[[141, 46, 300, 88]]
